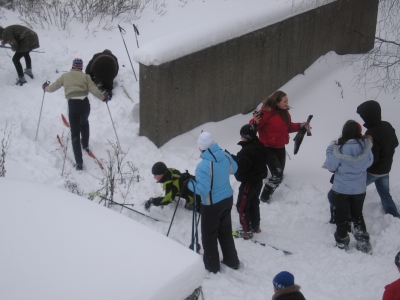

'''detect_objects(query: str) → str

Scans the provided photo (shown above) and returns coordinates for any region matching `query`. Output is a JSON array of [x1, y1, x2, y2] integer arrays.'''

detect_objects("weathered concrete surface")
[[140, 0, 379, 147]]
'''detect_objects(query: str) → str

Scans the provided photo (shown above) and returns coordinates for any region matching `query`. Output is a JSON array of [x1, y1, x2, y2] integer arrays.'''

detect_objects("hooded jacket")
[[233, 136, 268, 182], [250, 107, 301, 149], [85, 50, 119, 82], [188, 143, 238, 205], [1, 25, 39, 53], [325, 139, 373, 195], [272, 285, 306, 300], [357, 100, 399, 175]]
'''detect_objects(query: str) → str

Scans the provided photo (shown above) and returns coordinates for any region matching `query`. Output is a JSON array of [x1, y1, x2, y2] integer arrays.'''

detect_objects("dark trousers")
[[237, 181, 262, 232], [12, 51, 31, 77], [266, 147, 286, 183], [331, 191, 367, 239], [201, 196, 239, 273], [68, 98, 90, 165]]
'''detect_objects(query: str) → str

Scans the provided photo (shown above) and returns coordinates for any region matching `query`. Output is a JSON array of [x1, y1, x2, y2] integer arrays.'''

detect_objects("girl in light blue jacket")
[[188, 132, 239, 273], [325, 120, 373, 253]]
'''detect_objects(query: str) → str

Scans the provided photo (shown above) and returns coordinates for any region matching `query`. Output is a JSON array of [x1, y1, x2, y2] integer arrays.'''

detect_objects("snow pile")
[[0, 178, 204, 300]]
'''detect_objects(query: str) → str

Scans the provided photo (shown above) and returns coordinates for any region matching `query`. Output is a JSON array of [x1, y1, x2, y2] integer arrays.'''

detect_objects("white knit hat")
[[197, 132, 214, 150]]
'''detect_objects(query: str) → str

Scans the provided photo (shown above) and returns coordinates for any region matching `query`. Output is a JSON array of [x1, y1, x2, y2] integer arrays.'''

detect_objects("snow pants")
[[260, 147, 286, 201], [237, 180, 262, 232], [201, 196, 239, 273], [13, 51, 31, 77], [68, 98, 90, 165], [331, 191, 368, 240]]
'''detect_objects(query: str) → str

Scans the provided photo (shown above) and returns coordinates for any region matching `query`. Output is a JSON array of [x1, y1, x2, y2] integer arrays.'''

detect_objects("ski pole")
[[35, 81, 49, 141], [167, 191, 185, 237], [89, 193, 163, 222], [106, 102, 122, 151], [133, 24, 140, 48], [188, 180, 201, 253], [117, 25, 137, 81], [0, 45, 45, 53]]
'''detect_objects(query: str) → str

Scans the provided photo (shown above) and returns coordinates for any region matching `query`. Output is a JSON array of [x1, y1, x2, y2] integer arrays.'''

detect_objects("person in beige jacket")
[[42, 58, 108, 170]]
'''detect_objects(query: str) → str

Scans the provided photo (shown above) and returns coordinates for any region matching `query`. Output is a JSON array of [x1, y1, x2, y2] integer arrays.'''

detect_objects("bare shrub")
[[97, 141, 139, 207], [0, 123, 14, 177], [9, 0, 166, 30]]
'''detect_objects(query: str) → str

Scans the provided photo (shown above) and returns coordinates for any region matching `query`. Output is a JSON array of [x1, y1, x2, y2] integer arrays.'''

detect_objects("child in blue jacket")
[[324, 120, 373, 253], [188, 132, 239, 273]]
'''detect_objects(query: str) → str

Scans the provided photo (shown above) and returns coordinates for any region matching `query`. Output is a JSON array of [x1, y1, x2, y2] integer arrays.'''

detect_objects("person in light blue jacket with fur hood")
[[325, 120, 374, 253], [188, 132, 239, 273]]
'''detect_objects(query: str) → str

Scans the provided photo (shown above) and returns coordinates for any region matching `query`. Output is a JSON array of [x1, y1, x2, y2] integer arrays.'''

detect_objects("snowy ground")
[[1, 1, 399, 299]]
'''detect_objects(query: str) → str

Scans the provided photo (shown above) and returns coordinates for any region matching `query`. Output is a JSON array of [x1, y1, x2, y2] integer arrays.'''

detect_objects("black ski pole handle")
[[306, 115, 313, 123]]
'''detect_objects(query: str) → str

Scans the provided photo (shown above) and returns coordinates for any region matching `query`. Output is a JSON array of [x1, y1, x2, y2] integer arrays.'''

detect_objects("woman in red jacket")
[[251, 91, 309, 202]]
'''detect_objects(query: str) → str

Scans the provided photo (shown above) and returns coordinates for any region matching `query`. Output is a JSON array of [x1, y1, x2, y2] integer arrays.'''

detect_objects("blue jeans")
[[367, 173, 400, 218]]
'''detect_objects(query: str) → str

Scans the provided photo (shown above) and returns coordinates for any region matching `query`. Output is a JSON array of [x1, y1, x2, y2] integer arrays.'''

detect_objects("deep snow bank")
[[0, 178, 204, 300]]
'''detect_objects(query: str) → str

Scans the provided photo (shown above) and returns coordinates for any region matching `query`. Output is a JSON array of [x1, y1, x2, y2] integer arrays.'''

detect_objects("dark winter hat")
[[395, 251, 400, 268], [72, 58, 83, 69], [152, 162, 167, 175], [103, 49, 112, 54], [240, 124, 256, 140], [346, 120, 362, 134], [273, 271, 294, 290], [356, 100, 382, 127]]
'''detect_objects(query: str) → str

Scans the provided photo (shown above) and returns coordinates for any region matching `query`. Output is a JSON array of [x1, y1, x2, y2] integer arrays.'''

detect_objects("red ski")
[[61, 114, 104, 170]]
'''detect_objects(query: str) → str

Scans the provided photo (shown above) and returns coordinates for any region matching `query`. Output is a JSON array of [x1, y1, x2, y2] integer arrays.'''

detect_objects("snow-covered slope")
[[0, 178, 204, 300]]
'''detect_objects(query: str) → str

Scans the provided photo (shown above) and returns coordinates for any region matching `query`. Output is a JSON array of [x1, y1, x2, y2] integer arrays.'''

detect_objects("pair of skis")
[[57, 114, 104, 170], [232, 231, 292, 255]]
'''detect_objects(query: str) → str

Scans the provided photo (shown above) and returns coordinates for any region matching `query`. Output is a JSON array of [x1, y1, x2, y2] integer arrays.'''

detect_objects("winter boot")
[[252, 227, 262, 233], [233, 230, 253, 240], [24, 68, 34, 79], [15, 76, 27, 86], [74, 163, 83, 171], [260, 183, 275, 203], [354, 231, 372, 254], [334, 233, 350, 251]]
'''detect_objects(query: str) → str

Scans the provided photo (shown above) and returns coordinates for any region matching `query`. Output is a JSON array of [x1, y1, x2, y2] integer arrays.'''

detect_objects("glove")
[[144, 198, 153, 211], [42, 81, 50, 91], [103, 93, 109, 103], [301, 122, 312, 136]]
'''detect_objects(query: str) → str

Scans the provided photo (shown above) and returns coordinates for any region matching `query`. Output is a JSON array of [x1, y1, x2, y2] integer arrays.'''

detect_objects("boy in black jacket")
[[357, 100, 399, 218], [233, 125, 268, 239], [145, 162, 200, 212]]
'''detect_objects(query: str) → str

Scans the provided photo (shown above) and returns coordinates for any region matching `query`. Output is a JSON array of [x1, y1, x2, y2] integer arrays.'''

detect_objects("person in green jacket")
[[0, 25, 39, 86], [144, 162, 201, 212]]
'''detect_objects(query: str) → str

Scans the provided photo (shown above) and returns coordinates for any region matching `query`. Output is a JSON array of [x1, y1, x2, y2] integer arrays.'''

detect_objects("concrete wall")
[[139, 0, 379, 147]]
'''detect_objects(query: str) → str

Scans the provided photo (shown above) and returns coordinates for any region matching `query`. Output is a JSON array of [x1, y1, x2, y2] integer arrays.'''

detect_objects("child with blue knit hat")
[[272, 271, 305, 300]]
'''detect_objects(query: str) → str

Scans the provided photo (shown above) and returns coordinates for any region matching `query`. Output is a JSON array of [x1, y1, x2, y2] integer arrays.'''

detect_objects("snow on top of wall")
[[133, 0, 335, 66], [0, 178, 204, 300]]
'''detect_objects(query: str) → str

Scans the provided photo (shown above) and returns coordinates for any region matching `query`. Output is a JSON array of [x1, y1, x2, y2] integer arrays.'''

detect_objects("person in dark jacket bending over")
[[188, 132, 240, 273], [232, 124, 268, 240], [42, 58, 109, 170], [0, 25, 39, 86], [144, 162, 201, 212], [356, 100, 399, 218], [85, 49, 119, 99], [272, 271, 306, 300]]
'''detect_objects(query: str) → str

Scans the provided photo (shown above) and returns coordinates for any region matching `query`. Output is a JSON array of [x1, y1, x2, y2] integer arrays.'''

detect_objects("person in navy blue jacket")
[[188, 131, 240, 273], [324, 120, 373, 253]]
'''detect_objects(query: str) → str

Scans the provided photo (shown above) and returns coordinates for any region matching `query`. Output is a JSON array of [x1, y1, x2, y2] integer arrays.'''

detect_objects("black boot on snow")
[[334, 233, 350, 251], [354, 231, 372, 254], [260, 183, 275, 203], [16, 76, 27, 86]]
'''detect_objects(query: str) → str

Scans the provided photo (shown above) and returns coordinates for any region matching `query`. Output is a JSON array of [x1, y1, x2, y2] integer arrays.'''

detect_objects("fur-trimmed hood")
[[272, 285, 306, 300]]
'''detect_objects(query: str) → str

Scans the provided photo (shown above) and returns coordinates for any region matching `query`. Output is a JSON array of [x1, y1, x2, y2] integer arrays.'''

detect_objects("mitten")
[[144, 198, 153, 211], [103, 93, 109, 103], [42, 82, 50, 91]]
